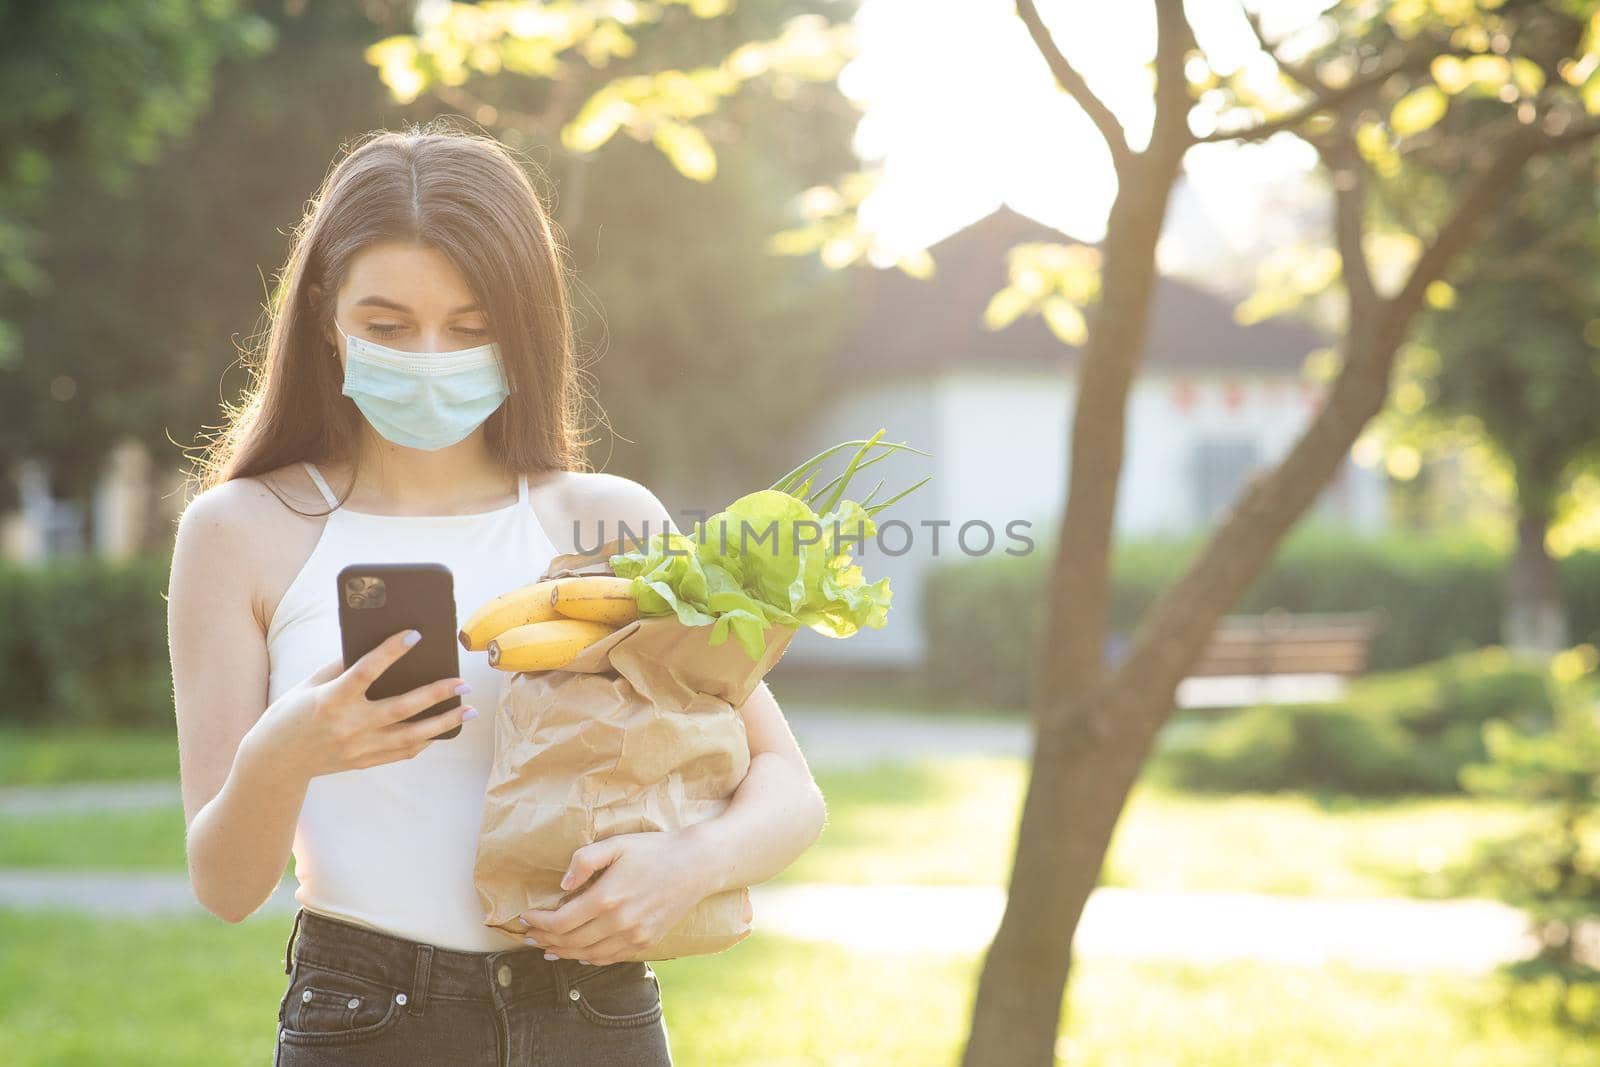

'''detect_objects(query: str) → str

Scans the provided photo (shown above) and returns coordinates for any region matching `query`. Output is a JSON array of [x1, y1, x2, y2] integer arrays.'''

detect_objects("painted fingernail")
[[454, 681, 473, 695], [524, 936, 539, 946], [462, 707, 479, 721], [404, 629, 422, 646], [543, 952, 558, 961], [579, 960, 593, 966]]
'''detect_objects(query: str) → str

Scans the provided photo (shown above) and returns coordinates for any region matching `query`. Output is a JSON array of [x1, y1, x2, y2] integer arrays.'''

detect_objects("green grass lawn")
[[0, 806, 189, 869], [0, 727, 1588, 1063], [0, 726, 177, 786], [0, 753, 1543, 900], [790, 755, 1539, 897], [0, 908, 1588, 1066]]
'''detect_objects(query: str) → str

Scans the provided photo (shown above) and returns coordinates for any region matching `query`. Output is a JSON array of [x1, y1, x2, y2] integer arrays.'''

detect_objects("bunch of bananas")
[[458, 576, 640, 672]]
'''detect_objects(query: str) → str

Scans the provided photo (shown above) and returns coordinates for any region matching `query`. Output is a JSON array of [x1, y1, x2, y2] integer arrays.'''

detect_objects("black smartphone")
[[335, 562, 462, 740]]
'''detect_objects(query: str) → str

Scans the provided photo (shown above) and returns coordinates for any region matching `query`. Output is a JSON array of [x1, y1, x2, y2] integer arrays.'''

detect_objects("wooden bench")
[[1175, 608, 1387, 709]]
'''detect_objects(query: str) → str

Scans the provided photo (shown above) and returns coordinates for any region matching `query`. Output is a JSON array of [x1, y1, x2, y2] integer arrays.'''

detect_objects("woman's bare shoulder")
[[529, 470, 676, 553], [559, 472, 674, 527], [172, 464, 328, 630], [177, 464, 322, 538]]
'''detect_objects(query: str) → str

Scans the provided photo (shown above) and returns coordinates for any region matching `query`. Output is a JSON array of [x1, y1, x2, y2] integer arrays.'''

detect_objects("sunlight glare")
[[841, 0, 1329, 264]]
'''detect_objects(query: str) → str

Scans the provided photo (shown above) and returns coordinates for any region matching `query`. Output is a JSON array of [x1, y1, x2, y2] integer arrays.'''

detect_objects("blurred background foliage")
[[0, 0, 859, 507]]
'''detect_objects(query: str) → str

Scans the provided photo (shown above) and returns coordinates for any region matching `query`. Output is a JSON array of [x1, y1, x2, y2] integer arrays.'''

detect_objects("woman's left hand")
[[514, 829, 712, 966]]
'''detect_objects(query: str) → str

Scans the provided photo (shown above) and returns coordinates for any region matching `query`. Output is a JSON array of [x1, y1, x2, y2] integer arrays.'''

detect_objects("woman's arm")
[[676, 679, 828, 897], [529, 673, 826, 962], [169, 483, 310, 923]]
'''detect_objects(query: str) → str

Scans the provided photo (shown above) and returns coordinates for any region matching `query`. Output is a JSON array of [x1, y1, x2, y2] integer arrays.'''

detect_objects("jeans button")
[[347, 997, 360, 1009], [497, 963, 513, 987], [395, 992, 408, 1006], [568, 988, 580, 1001]]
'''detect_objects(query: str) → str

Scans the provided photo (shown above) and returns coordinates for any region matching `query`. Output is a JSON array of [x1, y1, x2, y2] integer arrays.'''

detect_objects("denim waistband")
[[284, 906, 589, 1016]]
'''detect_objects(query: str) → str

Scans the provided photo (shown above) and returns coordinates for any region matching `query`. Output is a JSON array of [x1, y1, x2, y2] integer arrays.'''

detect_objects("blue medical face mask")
[[335, 320, 514, 451]]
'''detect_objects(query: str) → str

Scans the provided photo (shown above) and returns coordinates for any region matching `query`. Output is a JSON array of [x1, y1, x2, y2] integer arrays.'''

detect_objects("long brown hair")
[[190, 117, 594, 508]]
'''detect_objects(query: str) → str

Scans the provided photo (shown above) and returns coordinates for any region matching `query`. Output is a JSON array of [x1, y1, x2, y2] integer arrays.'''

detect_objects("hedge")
[[923, 523, 1600, 711], [0, 554, 172, 729], [1156, 647, 1567, 795], [6, 523, 1600, 733]]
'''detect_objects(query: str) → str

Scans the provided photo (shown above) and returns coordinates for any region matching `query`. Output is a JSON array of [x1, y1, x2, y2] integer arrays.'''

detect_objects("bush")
[[0, 554, 173, 730], [921, 547, 1049, 711], [923, 521, 1600, 712], [1452, 648, 1600, 1031], [1157, 647, 1561, 795]]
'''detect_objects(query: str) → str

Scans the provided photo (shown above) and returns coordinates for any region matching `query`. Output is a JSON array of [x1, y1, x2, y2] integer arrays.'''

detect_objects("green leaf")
[[564, 89, 630, 153], [1511, 57, 1545, 97], [1584, 68, 1600, 115], [653, 120, 717, 181], [1041, 296, 1087, 345], [983, 286, 1030, 330], [1391, 84, 1448, 137]]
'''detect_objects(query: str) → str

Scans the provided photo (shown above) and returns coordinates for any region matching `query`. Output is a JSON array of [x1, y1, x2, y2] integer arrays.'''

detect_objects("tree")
[[0, 0, 271, 375], [0, 1, 433, 527], [1457, 645, 1600, 1030], [570, 133, 860, 501], [959, 3, 1600, 1061], [1400, 146, 1600, 653]]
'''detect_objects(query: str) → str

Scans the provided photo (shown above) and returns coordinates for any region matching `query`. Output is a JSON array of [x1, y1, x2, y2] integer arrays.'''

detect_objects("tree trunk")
[[960, 327, 1400, 1066], [952, 0, 1594, 1052], [959, 103, 1554, 1067], [1503, 507, 1568, 654], [961, 154, 1182, 1065]]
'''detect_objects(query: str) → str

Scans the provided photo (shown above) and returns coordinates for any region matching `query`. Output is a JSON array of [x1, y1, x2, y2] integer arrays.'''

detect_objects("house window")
[[1191, 436, 1260, 525]]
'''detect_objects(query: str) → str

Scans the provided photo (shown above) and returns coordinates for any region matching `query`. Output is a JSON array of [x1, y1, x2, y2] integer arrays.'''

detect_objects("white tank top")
[[265, 460, 560, 951]]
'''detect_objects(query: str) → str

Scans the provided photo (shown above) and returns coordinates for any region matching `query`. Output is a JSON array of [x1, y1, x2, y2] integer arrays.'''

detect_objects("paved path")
[[751, 883, 1540, 974], [782, 705, 1032, 768], [0, 780, 179, 816], [0, 870, 1538, 974], [0, 868, 292, 916]]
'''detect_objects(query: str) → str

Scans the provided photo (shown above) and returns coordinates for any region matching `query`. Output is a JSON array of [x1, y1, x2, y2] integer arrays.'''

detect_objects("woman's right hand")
[[250, 628, 477, 781]]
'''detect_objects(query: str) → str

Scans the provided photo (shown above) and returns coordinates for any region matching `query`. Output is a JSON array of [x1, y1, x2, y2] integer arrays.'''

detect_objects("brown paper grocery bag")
[[474, 537, 797, 961]]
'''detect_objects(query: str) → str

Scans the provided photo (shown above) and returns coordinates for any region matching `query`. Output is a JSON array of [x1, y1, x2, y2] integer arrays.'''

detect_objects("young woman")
[[167, 121, 828, 1065]]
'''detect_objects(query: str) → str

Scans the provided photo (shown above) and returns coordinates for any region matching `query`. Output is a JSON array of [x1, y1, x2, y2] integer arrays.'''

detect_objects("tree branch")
[[1195, 62, 1395, 144], [1381, 116, 1600, 349], [1197, 35, 1474, 145], [1238, 2, 1320, 91], [1150, 0, 1199, 158], [1016, 0, 1134, 173], [1316, 132, 1378, 314]]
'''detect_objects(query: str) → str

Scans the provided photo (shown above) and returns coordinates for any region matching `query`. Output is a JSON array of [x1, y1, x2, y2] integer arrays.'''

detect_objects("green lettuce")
[[611, 431, 927, 661], [611, 489, 892, 661]]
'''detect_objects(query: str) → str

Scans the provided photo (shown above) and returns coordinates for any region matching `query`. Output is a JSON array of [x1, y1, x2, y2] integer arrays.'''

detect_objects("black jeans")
[[274, 906, 674, 1066]]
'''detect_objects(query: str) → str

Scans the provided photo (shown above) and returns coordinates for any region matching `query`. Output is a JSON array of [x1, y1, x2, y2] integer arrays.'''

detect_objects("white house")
[[776, 205, 1387, 670]]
